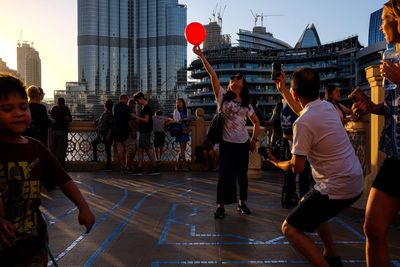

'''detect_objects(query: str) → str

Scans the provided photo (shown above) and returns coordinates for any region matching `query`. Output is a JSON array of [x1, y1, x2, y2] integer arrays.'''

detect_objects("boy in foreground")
[[0, 73, 95, 266]]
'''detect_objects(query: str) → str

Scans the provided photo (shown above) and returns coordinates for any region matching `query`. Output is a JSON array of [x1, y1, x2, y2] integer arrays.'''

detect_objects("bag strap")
[[44, 240, 59, 267]]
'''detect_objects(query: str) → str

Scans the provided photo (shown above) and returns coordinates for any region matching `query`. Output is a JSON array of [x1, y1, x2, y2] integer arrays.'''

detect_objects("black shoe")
[[89, 159, 98, 163], [324, 256, 343, 267], [130, 168, 143, 175], [147, 167, 160, 175], [237, 203, 251, 215], [214, 207, 225, 219]]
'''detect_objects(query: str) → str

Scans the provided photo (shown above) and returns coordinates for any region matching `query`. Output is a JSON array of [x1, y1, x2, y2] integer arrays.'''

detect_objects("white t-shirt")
[[292, 99, 363, 199], [216, 87, 254, 143]]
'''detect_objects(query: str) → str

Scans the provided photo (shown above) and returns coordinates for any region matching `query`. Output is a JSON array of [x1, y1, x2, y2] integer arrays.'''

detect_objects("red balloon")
[[185, 22, 206, 45]]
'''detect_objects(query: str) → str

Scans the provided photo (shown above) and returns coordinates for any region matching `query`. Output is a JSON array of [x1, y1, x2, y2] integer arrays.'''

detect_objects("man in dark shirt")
[[132, 92, 159, 175], [112, 94, 134, 173], [50, 97, 72, 167]]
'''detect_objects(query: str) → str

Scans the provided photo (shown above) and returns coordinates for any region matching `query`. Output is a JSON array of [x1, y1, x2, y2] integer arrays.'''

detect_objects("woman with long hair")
[[173, 98, 190, 170], [193, 45, 260, 219], [324, 84, 352, 125], [354, 1, 400, 265]]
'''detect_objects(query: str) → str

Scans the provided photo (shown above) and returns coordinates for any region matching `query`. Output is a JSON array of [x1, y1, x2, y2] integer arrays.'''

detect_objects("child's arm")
[[60, 181, 95, 233]]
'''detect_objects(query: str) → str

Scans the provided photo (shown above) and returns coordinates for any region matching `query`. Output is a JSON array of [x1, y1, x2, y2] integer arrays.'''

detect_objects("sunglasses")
[[230, 75, 243, 81]]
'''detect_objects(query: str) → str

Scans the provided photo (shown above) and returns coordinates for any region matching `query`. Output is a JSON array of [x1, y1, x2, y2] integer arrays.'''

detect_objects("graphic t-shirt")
[[216, 87, 254, 143], [0, 138, 71, 242]]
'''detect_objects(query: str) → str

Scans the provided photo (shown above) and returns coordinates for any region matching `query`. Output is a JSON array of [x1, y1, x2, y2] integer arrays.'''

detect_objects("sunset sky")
[[0, 0, 383, 97]]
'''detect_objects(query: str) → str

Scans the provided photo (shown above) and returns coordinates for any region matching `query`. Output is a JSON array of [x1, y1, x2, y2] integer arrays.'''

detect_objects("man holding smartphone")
[[269, 67, 363, 267]]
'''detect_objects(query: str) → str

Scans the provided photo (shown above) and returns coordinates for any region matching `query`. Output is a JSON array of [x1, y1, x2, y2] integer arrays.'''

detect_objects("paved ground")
[[42, 170, 400, 267]]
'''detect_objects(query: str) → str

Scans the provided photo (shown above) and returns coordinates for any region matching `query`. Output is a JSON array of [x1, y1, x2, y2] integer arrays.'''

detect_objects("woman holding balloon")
[[192, 44, 260, 219]]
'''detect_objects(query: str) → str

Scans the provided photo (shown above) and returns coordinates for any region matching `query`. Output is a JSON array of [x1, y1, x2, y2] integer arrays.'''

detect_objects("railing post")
[[365, 65, 385, 192], [247, 126, 265, 178], [190, 108, 208, 161]]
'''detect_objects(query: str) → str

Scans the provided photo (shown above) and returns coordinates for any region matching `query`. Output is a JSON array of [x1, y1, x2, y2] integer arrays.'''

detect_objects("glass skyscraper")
[[368, 8, 384, 46], [78, 0, 187, 110]]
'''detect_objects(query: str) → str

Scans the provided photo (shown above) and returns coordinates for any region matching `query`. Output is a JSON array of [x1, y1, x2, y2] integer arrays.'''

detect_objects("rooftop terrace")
[[44, 170, 400, 266]]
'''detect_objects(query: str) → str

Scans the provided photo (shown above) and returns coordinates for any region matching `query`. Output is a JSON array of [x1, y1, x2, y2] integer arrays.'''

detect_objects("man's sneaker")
[[214, 207, 225, 219], [120, 168, 131, 174], [237, 203, 251, 215], [130, 168, 143, 175], [147, 167, 160, 175]]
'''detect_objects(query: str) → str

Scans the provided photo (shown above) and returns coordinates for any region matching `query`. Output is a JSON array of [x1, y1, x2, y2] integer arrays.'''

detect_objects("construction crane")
[[250, 10, 283, 27], [217, 5, 226, 27], [211, 3, 218, 22]]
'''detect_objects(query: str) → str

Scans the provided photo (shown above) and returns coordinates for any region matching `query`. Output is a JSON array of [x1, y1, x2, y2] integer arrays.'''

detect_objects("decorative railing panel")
[[65, 121, 191, 163]]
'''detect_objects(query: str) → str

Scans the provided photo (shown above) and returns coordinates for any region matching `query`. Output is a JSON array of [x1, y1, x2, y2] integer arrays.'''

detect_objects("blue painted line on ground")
[[167, 240, 365, 246], [158, 203, 177, 244], [47, 186, 129, 266], [158, 204, 366, 246], [151, 259, 369, 266], [159, 205, 266, 245], [84, 194, 149, 267], [43, 180, 96, 227], [392, 260, 400, 267], [84, 180, 191, 267], [333, 217, 365, 241]]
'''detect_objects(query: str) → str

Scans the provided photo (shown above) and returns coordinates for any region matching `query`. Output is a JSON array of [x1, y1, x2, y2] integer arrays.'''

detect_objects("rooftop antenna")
[[18, 30, 22, 47], [217, 5, 226, 28]]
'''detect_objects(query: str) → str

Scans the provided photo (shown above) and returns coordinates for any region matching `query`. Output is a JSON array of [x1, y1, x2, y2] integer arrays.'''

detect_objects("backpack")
[[25, 120, 41, 139]]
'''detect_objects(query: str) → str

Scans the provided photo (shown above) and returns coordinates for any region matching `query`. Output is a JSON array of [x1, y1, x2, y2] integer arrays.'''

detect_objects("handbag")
[[169, 122, 183, 137], [207, 112, 224, 144]]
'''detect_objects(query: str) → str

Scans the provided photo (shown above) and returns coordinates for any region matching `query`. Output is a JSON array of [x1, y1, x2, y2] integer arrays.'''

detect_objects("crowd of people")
[[0, 0, 399, 265]]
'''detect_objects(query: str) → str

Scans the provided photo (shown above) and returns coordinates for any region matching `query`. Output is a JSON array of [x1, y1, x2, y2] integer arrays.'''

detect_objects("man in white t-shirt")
[[268, 67, 363, 267]]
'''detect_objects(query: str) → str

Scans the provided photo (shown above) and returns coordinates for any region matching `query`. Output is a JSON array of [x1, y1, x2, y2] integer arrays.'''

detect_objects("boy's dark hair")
[[324, 84, 339, 101], [105, 99, 114, 110], [0, 73, 27, 100], [57, 97, 66, 105], [155, 110, 163, 116], [290, 68, 320, 101], [133, 92, 145, 102]]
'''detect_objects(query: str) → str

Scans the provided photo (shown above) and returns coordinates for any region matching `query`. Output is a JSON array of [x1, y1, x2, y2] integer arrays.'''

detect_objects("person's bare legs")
[[364, 188, 400, 267], [179, 142, 188, 169], [282, 220, 329, 267], [317, 222, 337, 257], [138, 148, 144, 169], [145, 148, 157, 167], [116, 142, 126, 170]]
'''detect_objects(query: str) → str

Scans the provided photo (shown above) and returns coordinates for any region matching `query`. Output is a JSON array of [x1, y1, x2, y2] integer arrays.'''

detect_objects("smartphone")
[[348, 87, 368, 103], [271, 62, 282, 80]]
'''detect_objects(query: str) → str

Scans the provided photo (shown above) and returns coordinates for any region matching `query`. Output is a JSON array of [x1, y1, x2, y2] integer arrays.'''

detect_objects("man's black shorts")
[[286, 189, 361, 233]]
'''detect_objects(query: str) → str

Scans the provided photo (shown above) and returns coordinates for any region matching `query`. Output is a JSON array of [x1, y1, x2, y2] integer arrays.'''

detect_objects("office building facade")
[[17, 42, 41, 87], [78, 0, 187, 114], [187, 25, 362, 119], [368, 8, 384, 46]]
